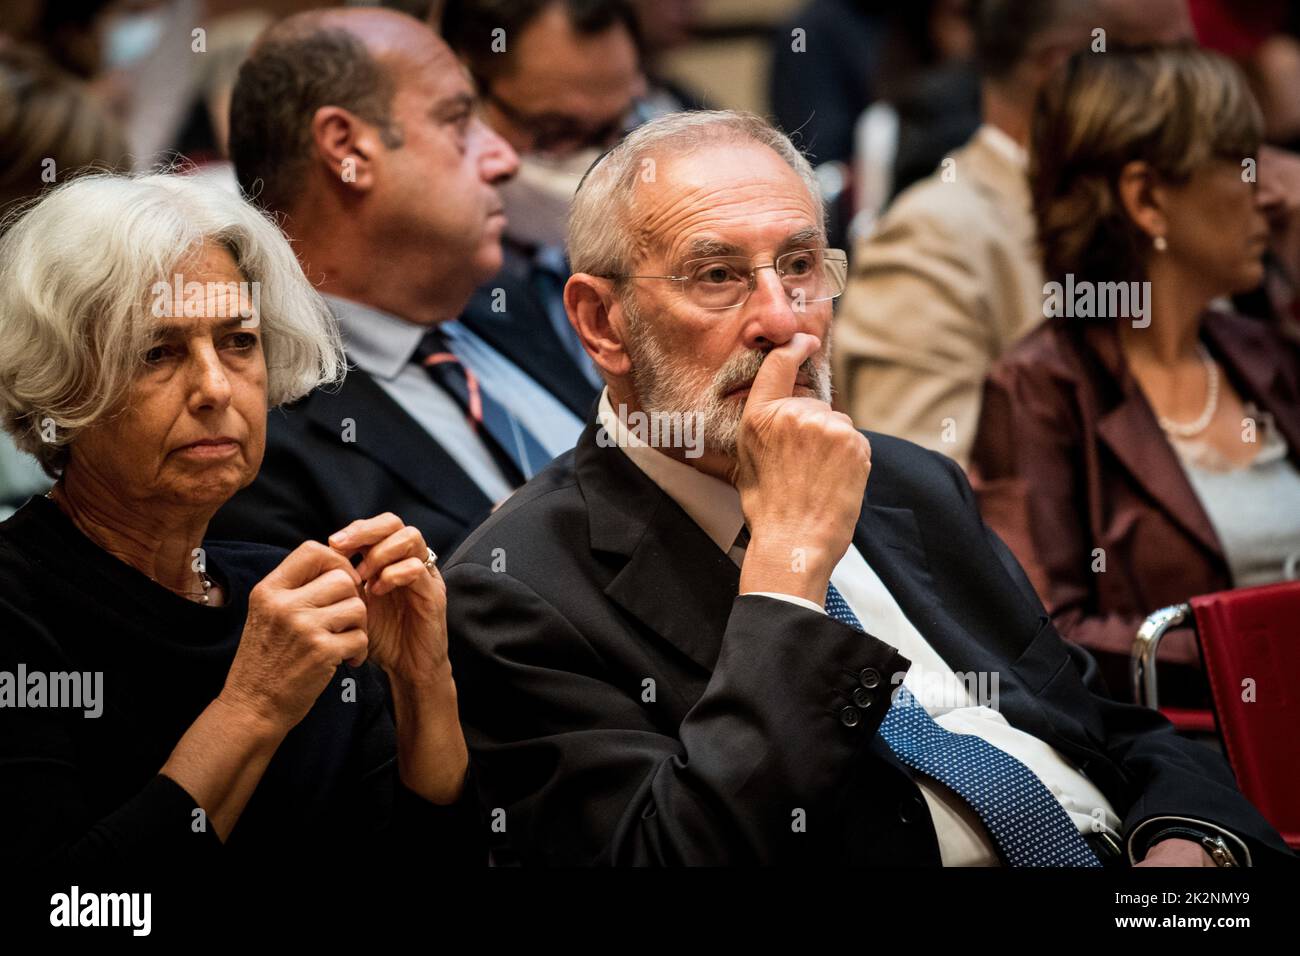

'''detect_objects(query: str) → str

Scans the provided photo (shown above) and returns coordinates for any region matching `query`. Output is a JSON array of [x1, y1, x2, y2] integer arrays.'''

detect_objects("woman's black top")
[[0, 495, 482, 871]]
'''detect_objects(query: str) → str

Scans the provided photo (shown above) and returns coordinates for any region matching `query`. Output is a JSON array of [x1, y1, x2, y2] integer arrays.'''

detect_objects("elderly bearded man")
[[441, 110, 1295, 867]]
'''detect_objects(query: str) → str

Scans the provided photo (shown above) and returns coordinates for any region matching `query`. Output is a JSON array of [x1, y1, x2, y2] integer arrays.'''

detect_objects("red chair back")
[[1191, 579, 1300, 849]]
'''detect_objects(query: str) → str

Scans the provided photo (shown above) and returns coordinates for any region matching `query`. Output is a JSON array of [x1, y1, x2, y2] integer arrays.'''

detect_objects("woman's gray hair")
[[567, 110, 825, 278], [0, 171, 345, 477]]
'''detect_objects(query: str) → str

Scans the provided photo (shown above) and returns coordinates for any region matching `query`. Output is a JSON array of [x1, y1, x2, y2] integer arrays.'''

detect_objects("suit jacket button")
[[851, 686, 873, 708], [859, 667, 881, 689], [898, 796, 925, 824], [840, 705, 861, 728]]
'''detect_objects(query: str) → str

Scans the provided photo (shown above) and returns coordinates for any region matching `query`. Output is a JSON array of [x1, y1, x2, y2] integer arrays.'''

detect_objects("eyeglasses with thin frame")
[[600, 248, 850, 311], [474, 75, 649, 158]]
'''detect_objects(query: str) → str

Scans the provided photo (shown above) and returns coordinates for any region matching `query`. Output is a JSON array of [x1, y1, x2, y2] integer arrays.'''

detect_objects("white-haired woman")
[[0, 172, 477, 868]]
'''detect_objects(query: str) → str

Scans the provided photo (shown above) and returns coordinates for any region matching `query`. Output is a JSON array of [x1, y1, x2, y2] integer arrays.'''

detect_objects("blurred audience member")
[[970, 46, 1300, 707], [212, 7, 586, 555], [772, 0, 977, 249], [44, 0, 206, 167], [0, 41, 130, 515], [0, 42, 128, 210], [181, 6, 276, 165], [11, 0, 287, 173], [1249, 144, 1300, 349], [835, 0, 1100, 466], [1190, 0, 1297, 147], [5, 0, 110, 80], [629, 0, 708, 114], [874, 0, 978, 200], [768, 0, 887, 168], [439, 0, 647, 391], [1189, 0, 1300, 347], [1094, 0, 1196, 46]]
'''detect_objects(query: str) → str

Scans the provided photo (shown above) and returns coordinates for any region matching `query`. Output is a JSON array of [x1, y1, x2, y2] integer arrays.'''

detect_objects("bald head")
[[229, 7, 458, 214], [254, 6, 457, 70], [228, 4, 520, 326]]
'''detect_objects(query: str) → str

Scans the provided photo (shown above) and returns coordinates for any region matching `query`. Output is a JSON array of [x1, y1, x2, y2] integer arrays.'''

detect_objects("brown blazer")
[[969, 310, 1300, 706], [834, 128, 1045, 467]]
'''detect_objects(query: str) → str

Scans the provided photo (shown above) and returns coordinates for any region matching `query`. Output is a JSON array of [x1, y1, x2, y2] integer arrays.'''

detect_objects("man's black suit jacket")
[[459, 260, 597, 413], [443, 418, 1296, 865], [209, 299, 600, 556]]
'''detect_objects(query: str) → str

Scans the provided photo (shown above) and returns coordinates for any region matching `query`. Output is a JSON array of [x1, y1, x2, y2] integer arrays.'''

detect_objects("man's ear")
[[1117, 159, 1168, 243], [566, 274, 632, 380], [309, 105, 384, 193]]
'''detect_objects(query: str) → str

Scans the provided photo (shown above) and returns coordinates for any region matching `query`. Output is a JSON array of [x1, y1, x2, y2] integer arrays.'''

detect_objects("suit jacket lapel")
[[459, 275, 598, 418], [1083, 323, 1223, 556], [302, 367, 493, 526], [604, 494, 741, 672], [577, 419, 739, 671]]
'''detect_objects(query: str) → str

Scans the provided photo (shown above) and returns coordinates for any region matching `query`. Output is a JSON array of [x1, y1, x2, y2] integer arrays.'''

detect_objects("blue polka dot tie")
[[825, 582, 1101, 867]]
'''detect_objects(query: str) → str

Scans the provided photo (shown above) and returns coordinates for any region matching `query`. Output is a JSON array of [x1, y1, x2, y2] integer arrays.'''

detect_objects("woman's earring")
[[1153, 235, 1168, 252]]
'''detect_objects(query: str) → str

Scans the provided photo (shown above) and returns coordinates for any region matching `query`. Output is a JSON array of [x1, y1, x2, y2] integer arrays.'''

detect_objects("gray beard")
[[622, 293, 833, 459]]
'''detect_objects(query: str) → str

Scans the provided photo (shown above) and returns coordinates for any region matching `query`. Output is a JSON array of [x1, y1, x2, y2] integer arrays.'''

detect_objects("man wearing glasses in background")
[[440, 110, 1295, 868], [437, 0, 652, 393]]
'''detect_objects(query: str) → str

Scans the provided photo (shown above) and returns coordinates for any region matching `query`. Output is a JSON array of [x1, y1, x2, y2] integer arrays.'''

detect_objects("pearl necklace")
[[1157, 344, 1219, 440], [189, 572, 216, 605], [44, 488, 215, 604]]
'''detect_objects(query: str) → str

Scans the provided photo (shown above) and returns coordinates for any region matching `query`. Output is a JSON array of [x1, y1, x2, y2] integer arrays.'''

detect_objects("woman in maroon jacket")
[[970, 45, 1300, 708]]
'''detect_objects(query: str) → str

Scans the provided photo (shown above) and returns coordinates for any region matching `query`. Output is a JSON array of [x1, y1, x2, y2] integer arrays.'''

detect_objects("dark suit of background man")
[[442, 110, 1296, 866], [210, 7, 598, 556], [439, 0, 651, 394]]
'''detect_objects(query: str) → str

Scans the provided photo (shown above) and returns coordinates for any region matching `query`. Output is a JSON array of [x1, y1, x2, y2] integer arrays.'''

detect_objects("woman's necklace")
[[187, 572, 216, 605], [1156, 343, 1219, 440], [44, 487, 215, 604]]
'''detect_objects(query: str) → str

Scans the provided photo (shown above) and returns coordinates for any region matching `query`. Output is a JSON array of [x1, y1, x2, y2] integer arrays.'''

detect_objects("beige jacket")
[[833, 126, 1044, 468]]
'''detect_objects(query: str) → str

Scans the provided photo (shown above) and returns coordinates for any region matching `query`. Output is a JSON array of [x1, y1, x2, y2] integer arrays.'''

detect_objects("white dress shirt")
[[975, 122, 1028, 171], [597, 389, 1128, 866]]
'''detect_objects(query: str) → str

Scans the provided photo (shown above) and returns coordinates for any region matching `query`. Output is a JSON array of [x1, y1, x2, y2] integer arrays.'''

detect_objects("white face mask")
[[498, 147, 603, 249], [102, 8, 169, 69]]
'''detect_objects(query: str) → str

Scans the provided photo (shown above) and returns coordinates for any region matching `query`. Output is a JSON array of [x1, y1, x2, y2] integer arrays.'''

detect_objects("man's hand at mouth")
[[733, 333, 872, 607]]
